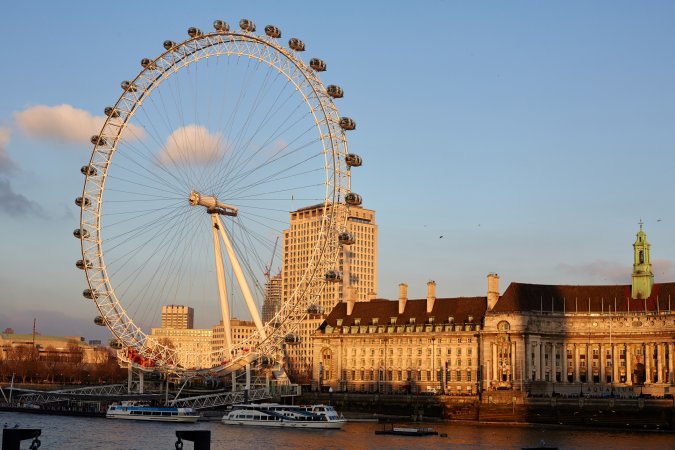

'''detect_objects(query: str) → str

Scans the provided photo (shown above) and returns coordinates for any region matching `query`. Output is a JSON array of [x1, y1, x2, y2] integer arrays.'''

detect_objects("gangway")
[[170, 387, 271, 410]]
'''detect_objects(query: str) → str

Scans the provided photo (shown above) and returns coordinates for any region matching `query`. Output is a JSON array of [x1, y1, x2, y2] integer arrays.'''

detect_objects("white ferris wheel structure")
[[74, 19, 363, 375]]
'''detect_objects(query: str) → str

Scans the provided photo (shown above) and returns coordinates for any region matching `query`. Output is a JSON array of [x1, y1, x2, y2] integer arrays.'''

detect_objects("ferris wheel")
[[73, 19, 362, 373]]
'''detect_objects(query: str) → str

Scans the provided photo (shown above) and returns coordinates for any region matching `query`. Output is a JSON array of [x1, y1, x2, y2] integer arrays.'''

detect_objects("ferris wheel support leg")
[[214, 215, 267, 339], [139, 370, 144, 394], [246, 363, 251, 390], [232, 371, 237, 393], [127, 365, 132, 394], [211, 214, 233, 354]]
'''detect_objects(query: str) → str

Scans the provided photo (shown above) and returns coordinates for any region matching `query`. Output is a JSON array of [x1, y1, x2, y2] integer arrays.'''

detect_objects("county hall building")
[[313, 225, 675, 397]]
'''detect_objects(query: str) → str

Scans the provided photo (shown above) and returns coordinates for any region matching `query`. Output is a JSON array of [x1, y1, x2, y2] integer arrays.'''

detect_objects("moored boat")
[[106, 401, 200, 423], [221, 403, 346, 429], [375, 423, 438, 436]]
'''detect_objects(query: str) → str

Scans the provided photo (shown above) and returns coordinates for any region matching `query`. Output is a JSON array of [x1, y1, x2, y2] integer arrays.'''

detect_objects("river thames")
[[1, 412, 672, 449]]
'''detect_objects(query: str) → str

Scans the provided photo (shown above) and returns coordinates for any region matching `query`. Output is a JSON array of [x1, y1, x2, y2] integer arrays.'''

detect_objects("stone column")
[[657, 343, 664, 383], [669, 342, 674, 384], [626, 344, 632, 384], [598, 344, 607, 384], [540, 341, 546, 381], [511, 341, 517, 383], [561, 343, 568, 383], [645, 343, 652, 384], [612, 343, 619, 383], [492, 343, 498, 382], [533, 342, 540, 381], [574, 345, 580, 383]]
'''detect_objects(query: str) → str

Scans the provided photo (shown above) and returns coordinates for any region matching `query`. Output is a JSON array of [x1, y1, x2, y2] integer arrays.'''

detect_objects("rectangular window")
[[456, 370, 461, 381]]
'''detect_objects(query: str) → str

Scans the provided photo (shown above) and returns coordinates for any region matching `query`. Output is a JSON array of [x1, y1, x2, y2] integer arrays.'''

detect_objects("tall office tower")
[[261, 274, 283, 324], [281, 203, 377, 381], [161, 305, 194, 329]]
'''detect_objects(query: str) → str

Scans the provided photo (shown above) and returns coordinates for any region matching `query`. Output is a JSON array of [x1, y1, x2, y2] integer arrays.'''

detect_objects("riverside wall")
[[296, 391, 675, 430]]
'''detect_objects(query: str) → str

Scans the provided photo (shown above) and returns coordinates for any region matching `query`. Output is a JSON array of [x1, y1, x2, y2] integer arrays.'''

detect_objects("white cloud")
[[157, 125, 228, 166], [14, 104, 144, 145], [0, 126, 15, 174]]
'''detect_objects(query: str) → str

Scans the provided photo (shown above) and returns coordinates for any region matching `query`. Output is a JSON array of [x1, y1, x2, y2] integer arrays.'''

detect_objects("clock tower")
[[631, 221, 654, 299]]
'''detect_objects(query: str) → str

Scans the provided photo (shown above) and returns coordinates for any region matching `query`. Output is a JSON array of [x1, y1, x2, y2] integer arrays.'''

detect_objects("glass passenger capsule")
[[94, 316, 107, 326], [309, 58, 326, 72], [109, 339, 123, 349], [81, 165, 97, 176], [120, 81, 137, 92], [187, 27, 202, 37], [345, 153, 362, 167], [345, 192, 362, 206], [104, 106, 120, 118], [75, 259, 92, 270], [90, 135, 107, 146], [284, 333, 300, 344], [239, 19, 256, 32], [339, 117, 356, 130], [163, 40, 177, 50], [338, 231, 355, 245], [140, 58, 157, 70], [73, 228, 90, 239], [213, 20, 229, 32], [83, 288, 97, 299], [288, 38, 305, 51], [75, 196, 91, 207], [264, 25, 281, 38], [326, 85, 343, 98], [325, 270, 342, 283]]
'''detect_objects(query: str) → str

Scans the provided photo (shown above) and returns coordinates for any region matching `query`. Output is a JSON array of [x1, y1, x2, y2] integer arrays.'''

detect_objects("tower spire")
[[631, 221, 653, 299]]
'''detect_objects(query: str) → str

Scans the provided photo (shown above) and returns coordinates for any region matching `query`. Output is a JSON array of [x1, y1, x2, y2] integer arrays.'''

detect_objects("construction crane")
[[264, 236, 279, 282]]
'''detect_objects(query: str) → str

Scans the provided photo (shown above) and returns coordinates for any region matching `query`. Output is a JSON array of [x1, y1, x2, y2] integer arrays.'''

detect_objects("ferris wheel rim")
[[77, 22, 352, 372]]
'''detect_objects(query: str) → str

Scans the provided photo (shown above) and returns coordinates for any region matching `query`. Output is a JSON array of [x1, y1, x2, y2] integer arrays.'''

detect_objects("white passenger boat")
[[221, 403, 346, 429], [106, 401, 200, 423]]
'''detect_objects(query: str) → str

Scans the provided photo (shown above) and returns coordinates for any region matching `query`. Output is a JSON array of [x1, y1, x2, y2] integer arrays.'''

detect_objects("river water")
[[0, 412, 672, 449]]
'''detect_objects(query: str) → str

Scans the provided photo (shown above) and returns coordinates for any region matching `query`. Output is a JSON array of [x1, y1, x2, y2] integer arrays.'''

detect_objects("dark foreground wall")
[[297, 392, 675, 431]]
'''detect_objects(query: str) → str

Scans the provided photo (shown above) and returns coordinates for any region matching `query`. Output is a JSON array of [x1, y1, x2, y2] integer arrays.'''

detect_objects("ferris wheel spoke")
[[103, 204, 190, 253], [219, 130, 320, 194], [219, 102, 316, 189], [226, 155, 323, 199]]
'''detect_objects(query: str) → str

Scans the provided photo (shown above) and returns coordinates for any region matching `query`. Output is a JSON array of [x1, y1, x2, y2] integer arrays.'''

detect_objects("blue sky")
[[1, 1, 674, 339]]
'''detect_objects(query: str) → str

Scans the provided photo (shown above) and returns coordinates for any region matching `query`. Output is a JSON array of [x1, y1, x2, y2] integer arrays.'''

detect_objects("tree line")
[[0, 342, 127, 385]]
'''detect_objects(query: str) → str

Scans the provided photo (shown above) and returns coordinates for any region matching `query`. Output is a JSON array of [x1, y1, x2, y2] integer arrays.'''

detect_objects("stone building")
[[313, 281, 486, 394], [314, 224, 675, 397], [482, 224, 675, 397], [161, 305, 194, 329]]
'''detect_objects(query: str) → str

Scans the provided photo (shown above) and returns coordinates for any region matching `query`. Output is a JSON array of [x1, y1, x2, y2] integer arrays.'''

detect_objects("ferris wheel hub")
[[189, 191, 238, 216]]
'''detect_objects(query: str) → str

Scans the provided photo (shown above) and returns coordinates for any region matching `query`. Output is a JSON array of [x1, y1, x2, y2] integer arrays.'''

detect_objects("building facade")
[[211, 318, 258, 365], [313, 282, 486, 394], [282, 204, 377, 381], [161, 305, 194, 329], [314, 225, 675, 397]]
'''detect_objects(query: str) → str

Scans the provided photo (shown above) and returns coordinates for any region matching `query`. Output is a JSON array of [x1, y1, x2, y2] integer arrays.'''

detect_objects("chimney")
[[487, 273, 500, 310], [398, 283, 408, 314], [367, 291, 377, 301], [347, 299, 355, 316], [426, 280, 436, 313]]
